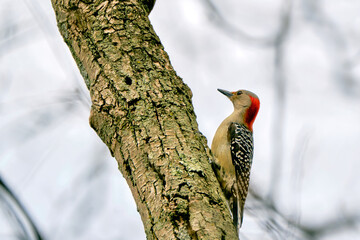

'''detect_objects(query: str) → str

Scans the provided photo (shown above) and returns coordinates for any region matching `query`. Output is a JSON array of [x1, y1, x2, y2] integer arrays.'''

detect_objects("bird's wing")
[[229, 122, 254, 227]]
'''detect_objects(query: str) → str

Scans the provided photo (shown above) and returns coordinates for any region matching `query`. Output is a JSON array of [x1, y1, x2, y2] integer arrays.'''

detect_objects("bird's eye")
[[237, 91, 242, 95]]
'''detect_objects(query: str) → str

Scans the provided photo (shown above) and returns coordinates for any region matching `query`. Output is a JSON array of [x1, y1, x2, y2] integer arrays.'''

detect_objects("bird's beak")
[[217, 89, 233, 98]]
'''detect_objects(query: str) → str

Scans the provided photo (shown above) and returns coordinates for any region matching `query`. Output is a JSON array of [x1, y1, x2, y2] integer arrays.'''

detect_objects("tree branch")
[[0, 175, 44, 240], [51, 0, 237, 239]]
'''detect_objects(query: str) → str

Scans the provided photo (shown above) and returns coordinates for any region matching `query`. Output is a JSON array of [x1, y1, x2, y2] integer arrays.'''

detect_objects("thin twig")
[[0, 175, 44, 240]]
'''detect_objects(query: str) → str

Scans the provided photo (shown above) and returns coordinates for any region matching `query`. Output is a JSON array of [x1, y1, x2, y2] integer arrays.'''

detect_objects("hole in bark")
[[125, 76, 132, 85], [178, 182, 188, 191], [128, 98, 139, 107]]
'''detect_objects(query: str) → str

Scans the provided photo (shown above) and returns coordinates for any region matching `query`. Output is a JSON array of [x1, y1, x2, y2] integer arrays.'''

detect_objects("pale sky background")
[[1, 0, 360, 239]]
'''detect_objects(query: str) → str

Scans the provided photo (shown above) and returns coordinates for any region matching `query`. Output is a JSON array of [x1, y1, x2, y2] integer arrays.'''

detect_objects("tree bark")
[[51, 0, 238, 239]]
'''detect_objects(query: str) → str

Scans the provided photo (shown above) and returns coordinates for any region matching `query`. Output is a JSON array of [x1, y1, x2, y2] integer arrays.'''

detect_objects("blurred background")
[[1, 0, 360, 239]]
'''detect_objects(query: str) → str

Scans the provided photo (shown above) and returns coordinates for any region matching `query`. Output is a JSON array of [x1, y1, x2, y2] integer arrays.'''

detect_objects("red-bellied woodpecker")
[[211, 89, 260, 232]]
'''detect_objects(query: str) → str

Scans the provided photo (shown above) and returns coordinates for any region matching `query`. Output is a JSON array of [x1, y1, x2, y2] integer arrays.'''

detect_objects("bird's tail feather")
[[230, 195, 240, 233]]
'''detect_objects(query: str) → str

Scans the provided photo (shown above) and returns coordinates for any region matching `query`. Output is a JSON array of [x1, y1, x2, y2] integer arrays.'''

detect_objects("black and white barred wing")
[[229, 122, 254, 226]]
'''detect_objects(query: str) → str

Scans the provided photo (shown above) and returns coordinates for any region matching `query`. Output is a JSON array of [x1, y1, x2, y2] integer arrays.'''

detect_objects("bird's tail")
[[229, 194, 241, 233]]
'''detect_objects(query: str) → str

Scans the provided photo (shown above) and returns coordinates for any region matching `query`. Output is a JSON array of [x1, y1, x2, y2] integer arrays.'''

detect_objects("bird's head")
[[217, 88, 260, 131]]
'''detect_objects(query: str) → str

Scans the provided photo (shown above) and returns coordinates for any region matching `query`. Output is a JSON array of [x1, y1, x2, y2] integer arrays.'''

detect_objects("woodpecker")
[[211, 88, 260, 232]]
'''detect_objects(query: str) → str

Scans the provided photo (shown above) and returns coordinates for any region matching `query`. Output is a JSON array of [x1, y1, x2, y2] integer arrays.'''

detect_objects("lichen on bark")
[[51, 0, 238, 239]]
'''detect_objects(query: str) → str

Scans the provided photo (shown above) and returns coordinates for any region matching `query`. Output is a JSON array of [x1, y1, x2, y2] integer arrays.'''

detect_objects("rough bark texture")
[[51, 0, 238, 239]]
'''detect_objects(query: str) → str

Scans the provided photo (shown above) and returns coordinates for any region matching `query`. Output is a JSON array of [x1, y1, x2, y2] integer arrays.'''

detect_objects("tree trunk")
[[51, 0, 238, 239]]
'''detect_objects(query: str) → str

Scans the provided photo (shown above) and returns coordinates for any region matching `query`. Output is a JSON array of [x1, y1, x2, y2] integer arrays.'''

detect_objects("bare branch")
[[201, 0, 274, 47], [302, 0, 360, 95], [248, 188, 360, 240], [0, 175, 44, 240]]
